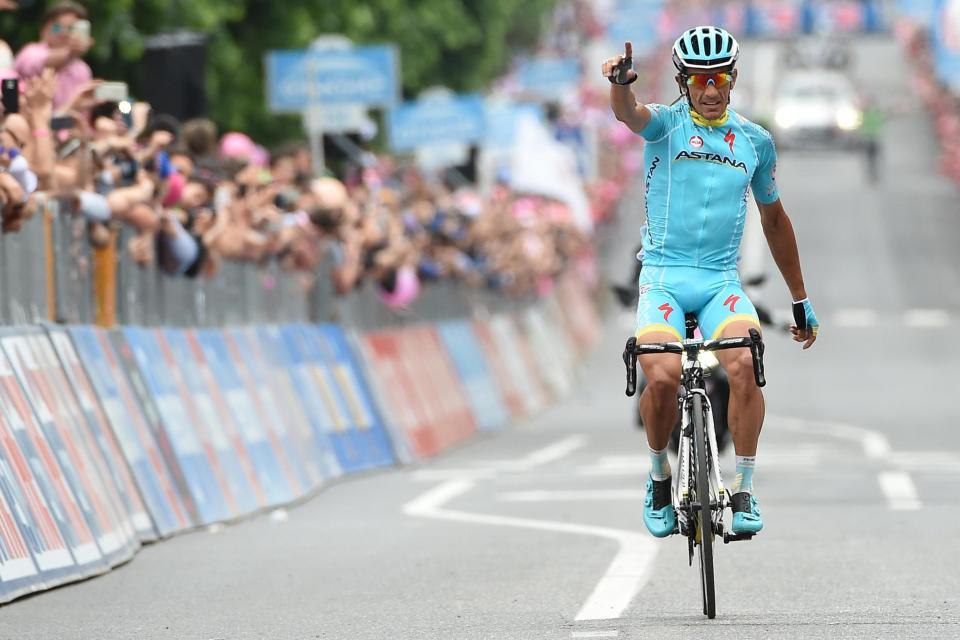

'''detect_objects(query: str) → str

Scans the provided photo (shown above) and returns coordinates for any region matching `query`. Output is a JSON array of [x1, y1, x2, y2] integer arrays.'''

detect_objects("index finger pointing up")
[[624, 42, 633, 59]]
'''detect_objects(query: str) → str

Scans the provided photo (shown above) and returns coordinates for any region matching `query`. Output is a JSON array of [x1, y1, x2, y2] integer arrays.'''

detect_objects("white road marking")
[[403, 479, 657, 622], [411, 436, 588, 481], [499, 489, 646, 502], [521, 435, 588, 468], [572, 630, 619, 638], [834, 309, 878, 328], [904, 309, 950, 328], [773, 415, 891, 460], [878, 471, 921, 510], [892, 451, 960, 473]]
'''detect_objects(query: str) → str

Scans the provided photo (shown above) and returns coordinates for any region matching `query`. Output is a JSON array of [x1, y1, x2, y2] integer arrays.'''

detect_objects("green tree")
[[1, 0, 557, 146]]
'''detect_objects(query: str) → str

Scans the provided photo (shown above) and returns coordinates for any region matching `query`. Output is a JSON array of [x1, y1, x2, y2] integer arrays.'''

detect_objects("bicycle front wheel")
[[692, 393, 716, 619]]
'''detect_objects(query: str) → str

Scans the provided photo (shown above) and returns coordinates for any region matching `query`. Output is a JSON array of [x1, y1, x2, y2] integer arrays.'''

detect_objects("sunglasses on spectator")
[[0, 146, 21, 159], [49, 22, 84, 35], [684, 72, 734, 89]]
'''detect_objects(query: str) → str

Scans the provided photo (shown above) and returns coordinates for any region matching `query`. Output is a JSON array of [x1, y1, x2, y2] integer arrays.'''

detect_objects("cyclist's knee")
[[642, 361, 681, 400], [724, 351, 757, 393]]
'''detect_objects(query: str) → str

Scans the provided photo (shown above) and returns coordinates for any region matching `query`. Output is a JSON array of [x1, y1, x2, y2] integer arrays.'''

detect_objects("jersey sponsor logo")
[[689, 135, 703, 148], [724, 129, 736, 154], [644, 156, 660, 215], [638, 284, 651, 296], [658, 303, 674, 322], [673, 150, 747, 173], [723, 295, 740, 313]]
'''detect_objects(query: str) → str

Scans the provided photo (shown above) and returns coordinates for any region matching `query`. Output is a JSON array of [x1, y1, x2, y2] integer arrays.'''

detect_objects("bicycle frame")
[[674, 348, 727, 535]]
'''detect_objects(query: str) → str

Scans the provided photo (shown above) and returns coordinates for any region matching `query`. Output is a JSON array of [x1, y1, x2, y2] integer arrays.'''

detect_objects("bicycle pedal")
[[723, 532, 755, 544]]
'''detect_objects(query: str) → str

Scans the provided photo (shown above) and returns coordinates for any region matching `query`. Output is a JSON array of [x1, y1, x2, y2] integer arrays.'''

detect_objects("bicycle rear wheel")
[[692, 393, 716, 619]]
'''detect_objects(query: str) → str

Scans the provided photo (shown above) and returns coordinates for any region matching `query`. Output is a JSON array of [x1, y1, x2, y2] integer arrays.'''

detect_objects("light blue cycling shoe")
[[643, 475, 676, 538], [731, 492, 763, 534]]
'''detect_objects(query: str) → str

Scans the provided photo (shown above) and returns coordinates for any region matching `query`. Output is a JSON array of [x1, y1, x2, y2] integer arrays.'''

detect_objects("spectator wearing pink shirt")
[[14, 2, 93, 111]]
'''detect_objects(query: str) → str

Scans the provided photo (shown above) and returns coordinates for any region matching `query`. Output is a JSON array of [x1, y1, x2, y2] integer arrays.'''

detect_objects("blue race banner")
[[225, 329, 322, 491], [517, 58, 582, 101], [46, 328, 155, 542], [932, 0, 960, 93], [300, 325, 396, 470], [122, 328, 232, 524], [254, 327, 342, 479], [388, 93, 486, 152], [161, 330, 261, 516], [312, 325, 396, 468], [193, 330, 294, 506], [485, 101, 546, 150], [266, 45, 399, 113], [68, 327, 190, 537], [436, 322, 510, 432]]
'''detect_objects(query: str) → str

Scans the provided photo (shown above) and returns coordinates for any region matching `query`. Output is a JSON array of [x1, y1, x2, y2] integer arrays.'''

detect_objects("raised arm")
[[602, 42, 653, 134]]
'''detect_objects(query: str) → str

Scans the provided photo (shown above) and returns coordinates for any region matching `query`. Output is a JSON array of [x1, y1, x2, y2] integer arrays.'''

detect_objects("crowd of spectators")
[[0, 2, 597, 311], [898, 19, 960, 186]]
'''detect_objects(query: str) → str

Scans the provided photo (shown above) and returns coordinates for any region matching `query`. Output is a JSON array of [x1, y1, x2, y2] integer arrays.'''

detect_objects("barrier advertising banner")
[[401, 326, 477, 452], [253, 326, 342, 479], [122, 327, 233, 524], [306, 325, 396, 469], [281, 326, 368, 473], [68, 327, 191, 536], [1, 331, 133, 567], [0, 336, 102, 584], [46, 327, 155, 541], [225, 329, 323, 490], [193, 329, 295, 506], [470, 319, 528, 419], [519, 308, 574, 398], [159, 329, 261, 516], [0, 437, 42, 602], [489, 315, 549, 414], [362, 330, 436, 458], [23, 332, 141, 562], [437, 321, 509, 431]]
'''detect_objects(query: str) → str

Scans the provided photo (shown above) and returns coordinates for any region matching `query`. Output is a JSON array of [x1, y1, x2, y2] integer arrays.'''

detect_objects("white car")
[[770, 71, 864, 150]]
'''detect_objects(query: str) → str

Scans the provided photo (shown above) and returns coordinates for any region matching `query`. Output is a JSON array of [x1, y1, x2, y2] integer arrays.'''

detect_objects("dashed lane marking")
[[878, 471, 922, 510], [904, 309, 950, 328], [834, 309, 878, 328], [498, 489, 646, 502], [571, 631, 619, 638]]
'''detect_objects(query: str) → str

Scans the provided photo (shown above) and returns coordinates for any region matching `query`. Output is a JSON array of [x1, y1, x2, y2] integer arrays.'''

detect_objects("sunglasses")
[[684, 72, 734, 90]]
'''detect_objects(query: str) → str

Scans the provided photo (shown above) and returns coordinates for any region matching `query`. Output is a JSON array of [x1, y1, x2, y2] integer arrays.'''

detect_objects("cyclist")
[[601, 27, 819, 538]]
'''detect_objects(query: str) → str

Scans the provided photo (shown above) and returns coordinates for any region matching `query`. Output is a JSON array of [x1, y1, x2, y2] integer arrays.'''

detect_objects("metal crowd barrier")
[[0, 197, 530, 330]]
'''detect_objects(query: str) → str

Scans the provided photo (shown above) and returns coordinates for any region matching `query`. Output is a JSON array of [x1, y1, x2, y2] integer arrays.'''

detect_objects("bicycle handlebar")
[[623, 328, 766, 397]]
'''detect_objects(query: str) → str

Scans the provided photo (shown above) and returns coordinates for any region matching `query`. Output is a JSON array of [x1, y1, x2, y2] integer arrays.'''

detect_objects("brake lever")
[[748, 328, 766, 388], [623, 336, 637, 397]]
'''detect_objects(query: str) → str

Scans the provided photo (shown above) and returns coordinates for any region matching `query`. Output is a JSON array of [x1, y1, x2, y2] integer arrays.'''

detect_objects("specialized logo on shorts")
[[674, 150, 747, 173], [724, 129, 736, 154], [689, 135, 704, 149], [723, 295, 740, 313], [658, 303, 674, 321]]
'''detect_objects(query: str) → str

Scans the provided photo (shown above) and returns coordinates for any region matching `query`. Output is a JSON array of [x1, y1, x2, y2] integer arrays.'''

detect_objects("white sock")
[[731, 455, 756, 494], [649, 446, 671, 481]]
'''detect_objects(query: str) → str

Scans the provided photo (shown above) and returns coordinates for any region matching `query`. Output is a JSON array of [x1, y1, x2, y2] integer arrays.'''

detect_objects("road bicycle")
[[622, 314, 766, 619]]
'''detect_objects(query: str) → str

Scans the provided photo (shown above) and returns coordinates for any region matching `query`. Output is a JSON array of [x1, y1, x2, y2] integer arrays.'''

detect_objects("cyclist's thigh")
[[698, 272, 761, 340], [636, 267, 685, 342]]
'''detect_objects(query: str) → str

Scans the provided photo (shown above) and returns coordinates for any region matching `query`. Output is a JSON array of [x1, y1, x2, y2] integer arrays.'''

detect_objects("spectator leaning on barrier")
[[14, 1, 94, 112]]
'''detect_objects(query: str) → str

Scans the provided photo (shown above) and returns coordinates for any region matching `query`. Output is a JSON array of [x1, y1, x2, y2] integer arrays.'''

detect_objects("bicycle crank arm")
[[723, 532, 755, 543]]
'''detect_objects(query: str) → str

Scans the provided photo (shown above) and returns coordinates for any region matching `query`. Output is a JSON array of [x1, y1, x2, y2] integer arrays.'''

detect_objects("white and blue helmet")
[[672, 26, 740, 73]]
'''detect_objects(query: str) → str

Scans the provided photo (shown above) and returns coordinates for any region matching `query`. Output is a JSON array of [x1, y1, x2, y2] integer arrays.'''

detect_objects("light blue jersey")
[[639, 102, 779, 271]]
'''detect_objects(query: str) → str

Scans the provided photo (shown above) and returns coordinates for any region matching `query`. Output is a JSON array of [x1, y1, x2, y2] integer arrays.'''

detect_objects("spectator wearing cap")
[[14, 2, 94, 111]]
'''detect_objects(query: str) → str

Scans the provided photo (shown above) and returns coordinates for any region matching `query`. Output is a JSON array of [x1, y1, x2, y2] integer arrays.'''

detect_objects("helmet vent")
[[691, 35, 700, 55]]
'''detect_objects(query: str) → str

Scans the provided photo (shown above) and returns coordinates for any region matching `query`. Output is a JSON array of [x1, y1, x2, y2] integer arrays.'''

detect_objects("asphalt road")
[[3, 37, 959, 639]]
